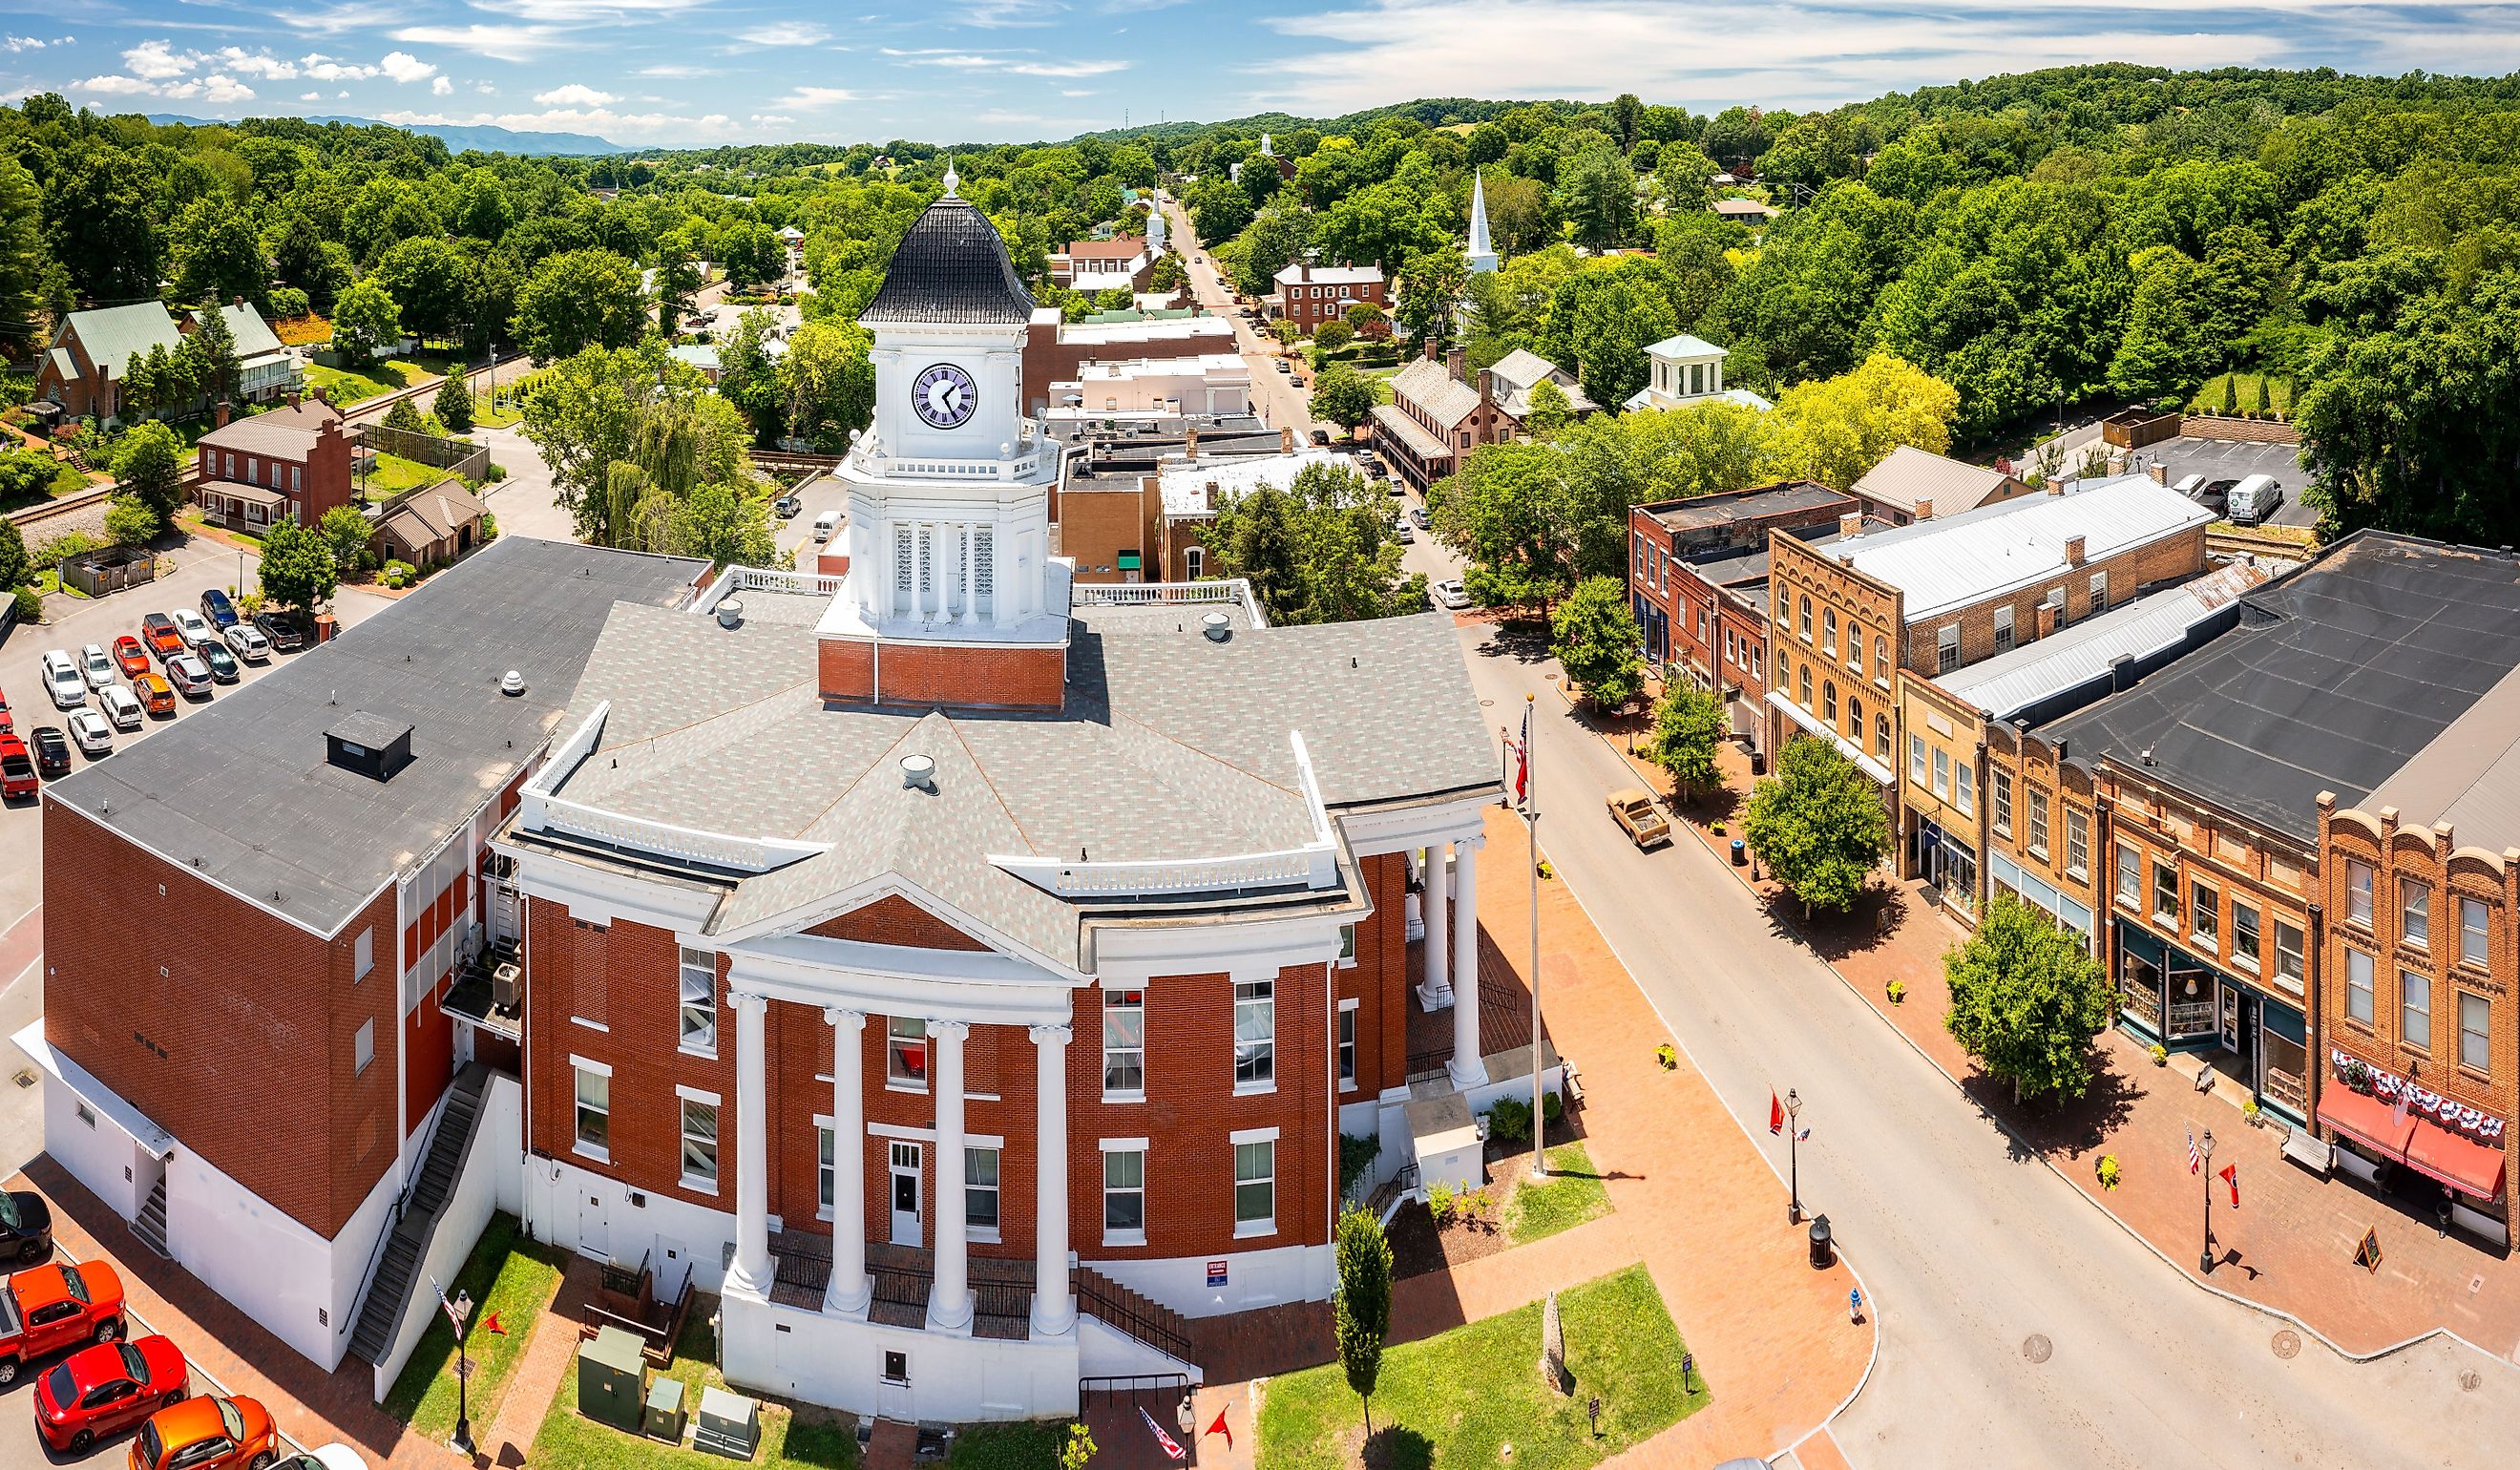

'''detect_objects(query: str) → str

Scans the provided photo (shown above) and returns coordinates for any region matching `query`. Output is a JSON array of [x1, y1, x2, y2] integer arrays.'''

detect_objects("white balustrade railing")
[[850, 444, 1053, 480], [532, 794, 829, 874], [1076, 578, 1267, 628], [692, 564, 846, 616]]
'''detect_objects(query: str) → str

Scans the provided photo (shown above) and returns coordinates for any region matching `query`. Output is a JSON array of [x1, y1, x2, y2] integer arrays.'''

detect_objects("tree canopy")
[[1207, 461, 1424, 624], [1742, 736, 1891, 915], [1943, 893, 2116, 1103]]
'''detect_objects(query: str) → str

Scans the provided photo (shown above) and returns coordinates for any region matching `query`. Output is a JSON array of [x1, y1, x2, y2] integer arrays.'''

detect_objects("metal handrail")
[[1074, 1272, 1192, 1365], [1079, 1373, 1191, 1405]]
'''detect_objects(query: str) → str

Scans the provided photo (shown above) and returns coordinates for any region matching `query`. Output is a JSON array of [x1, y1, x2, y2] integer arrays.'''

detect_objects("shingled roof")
[[860, 193, 1037, 326]]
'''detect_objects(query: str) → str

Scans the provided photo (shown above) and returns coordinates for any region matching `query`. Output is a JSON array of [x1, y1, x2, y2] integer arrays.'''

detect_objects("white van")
[[2226, 473, 2283, 526], [811, 510, 843, 543]]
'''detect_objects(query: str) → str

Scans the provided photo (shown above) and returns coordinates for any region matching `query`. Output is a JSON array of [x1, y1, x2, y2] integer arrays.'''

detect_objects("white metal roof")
[[1644, 333, 1727, 362], [1935, 560, 2273, 718], [1823, 474, 2215, 621]]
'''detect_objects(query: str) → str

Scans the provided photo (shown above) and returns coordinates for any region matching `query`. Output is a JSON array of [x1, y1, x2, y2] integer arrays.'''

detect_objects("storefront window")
[[2120, 947, 2164, 1030], [2262, 1016, 2307, 1115], [2462, 992, 2490, 1073], [2403, 970, 2431, 1051], [2345, 949, 2375, 1025]]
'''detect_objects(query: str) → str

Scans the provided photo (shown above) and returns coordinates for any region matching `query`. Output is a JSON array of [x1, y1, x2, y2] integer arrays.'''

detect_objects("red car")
[[138, 615, 186, 662], [0, 1259, 126, 1385], [113, 637, 151, 680], [33, 1334, 187, 1453], [0, 734, 34, 800]]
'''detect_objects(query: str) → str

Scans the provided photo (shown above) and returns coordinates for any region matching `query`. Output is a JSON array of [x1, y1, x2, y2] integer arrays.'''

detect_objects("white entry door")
[[2219, 983, 2241, 1052], [889, 1142, 923, 1247], [580, 1191, 610, 1263]]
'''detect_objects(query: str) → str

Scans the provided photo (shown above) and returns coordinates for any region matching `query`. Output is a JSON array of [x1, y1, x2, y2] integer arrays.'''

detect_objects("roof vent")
[[717, 596, 746, 629], [1202, 610, 1231, 642], [2141, 747, 2156, 767], [327, 712, 415, 783], [501, 670, 526, 697], [901, 754, 937, 790]]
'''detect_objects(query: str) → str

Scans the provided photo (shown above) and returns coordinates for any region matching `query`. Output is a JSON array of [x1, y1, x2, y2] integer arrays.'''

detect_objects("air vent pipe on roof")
[[902, 754, 937, 790], [1202, 611, 1231, 642], [717, 597, 745, 629]]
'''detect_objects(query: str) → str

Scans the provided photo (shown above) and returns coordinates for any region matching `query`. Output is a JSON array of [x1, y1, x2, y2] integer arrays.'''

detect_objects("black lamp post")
[[1786, 1088, 1803, 1224], [2197, 1129, 2216, 1275], [450, 1286, 476, 1457]]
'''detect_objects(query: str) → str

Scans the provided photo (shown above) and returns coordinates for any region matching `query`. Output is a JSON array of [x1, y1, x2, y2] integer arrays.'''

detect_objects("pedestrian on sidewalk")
[[1849, 1287, 1864, 1326]]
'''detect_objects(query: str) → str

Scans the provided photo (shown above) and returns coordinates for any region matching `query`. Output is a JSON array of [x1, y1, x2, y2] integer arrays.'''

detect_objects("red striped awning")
[[2318, 1085, 2416, 1161], [2405, 1116, 2508, 1201]]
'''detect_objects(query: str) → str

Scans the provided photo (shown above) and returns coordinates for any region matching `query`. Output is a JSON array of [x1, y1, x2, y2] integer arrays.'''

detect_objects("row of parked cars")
[[0, 591, 310, 797], [0, 1188, 359, 1468]]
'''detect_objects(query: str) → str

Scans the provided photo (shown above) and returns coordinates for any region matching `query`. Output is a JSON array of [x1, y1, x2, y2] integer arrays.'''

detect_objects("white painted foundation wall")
[[165, 1138, 399, 1372], [1082, 1240, 1331, 1318], [523, 1153, 733, 1296], [367, 1075, 526, 1399], [721, 1290, 1080, 1422]]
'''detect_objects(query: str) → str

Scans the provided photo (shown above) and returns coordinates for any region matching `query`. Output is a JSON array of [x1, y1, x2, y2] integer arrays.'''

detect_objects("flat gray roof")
[[49, 537, 706, 935]]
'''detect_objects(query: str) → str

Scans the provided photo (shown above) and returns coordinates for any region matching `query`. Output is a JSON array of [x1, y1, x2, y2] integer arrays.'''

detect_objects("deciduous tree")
[[258, 517, 339, 614], [1551, 576, 1645, 711], [114, 423, 185, 526], [1646, 680, 1728, 799], [331, 281, 404, 369], [1743, 735, 1890, 916], [1310, 362, 1376, 431], [511, 248, 646, 363], [1943, 892, 2115, 1103], [1769, 352, 1961, 491]]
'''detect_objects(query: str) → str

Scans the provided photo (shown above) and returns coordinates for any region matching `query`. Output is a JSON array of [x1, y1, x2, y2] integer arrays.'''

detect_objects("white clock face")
[[913, 362, 977, 430]]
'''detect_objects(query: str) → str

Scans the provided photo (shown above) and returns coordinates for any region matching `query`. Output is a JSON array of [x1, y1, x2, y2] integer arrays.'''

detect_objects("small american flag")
[[2186, 1129, 2202, 1175], [1140, 1407, 1186, 1462]]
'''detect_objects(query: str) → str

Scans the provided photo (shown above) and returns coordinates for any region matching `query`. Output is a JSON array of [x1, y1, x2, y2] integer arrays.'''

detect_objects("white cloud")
[[391, 25, 561, 61], [735, 22, 832, 46], [379, 50, 437, 83], [200, 74, 255, 104], [1060, 88, 1096, 96], [301, 90, 321, 100], [883, 47, 1123, 77], [75, 74, 155, 95], [121, 39, 196, 79], [3, 35, 47, 52], [432, 74, 454, 94], [750, 114, 794, 126], [380, 104, 742, 144], [213, 47, 300, 79], [1003, 57, 1125, 75], [771, 85, 857, 109], [535, 82, 616, 106], [638, 63, 720, 77], [475, 81, 496, 94], [300, 53, 380, 81]]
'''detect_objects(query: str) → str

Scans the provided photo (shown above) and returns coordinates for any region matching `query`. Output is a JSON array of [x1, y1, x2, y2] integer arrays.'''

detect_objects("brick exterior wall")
[[1061, 482, 1161, 585], [2178, 414, 2301, 446], [807, 895, 992, 952], [43, 801, 403, 1241], [1021, 316, 1228, 415], [1274, 271, 1387, 334], [1982, 723, 2105, 934], [1340, 852, 1412, 1100], [1898, 672, 1984, 909], [818, 639, 1067, 709]]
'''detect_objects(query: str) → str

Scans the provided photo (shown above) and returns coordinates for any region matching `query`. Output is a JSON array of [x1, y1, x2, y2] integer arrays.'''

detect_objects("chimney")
[[2150, 462, 2168, 485], [1186, 426, 1200, 457], [1446, 346, 1466, 383], [1423, 338, 1440, 362], [1913, 497, 1933, 521], [213, 401, 231, 429], [1476, 368, 1494, 410], [1206, 479, 1221, 510], [285, 389, 301, 410], [2065, 535, 2087, 567], [2035, 599, 2060, 639], [1279, 426, 1293, 452], [2047, 477, 2065, 495], [1838, 512, 1863, 537]]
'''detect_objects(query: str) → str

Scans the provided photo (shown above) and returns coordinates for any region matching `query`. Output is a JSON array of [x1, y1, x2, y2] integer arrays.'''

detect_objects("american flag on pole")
[[1139, 1406, 1186, 1461], [2186, 1130, 2202, 1175]]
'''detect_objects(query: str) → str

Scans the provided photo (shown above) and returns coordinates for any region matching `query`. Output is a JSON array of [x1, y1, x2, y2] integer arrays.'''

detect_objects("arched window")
[[1849, 696, 1864, 739], [1823, 609, 1838, 657], [1876, 714, 1892, 761], [1823, 681, 1838, 723], [1799, 596, 1814, 642], [1874, 634, 1889, 683], [1798, 663, 1813, 707]]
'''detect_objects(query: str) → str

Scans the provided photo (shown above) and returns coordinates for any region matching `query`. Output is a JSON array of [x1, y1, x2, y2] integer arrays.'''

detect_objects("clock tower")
[[816, 167, 1073, 708]]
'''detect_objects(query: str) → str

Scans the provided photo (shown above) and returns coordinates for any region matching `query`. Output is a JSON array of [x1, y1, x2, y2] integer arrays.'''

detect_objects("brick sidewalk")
[[1610, 723, 2520, 1363]]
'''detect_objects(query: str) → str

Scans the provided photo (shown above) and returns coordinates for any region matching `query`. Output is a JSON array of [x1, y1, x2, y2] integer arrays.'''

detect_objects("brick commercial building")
[[1371, 346, 1595, 495], [1022, 307, 1235, 420], [1059, 435, 1327, 585], [1270, 263, 1386, 334], [27, 176, 1537, 1423], [190, 396, 356, 532]]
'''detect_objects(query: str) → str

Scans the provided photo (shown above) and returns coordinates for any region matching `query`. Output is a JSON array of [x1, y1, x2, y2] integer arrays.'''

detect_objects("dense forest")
[[5, 64, 2520, 540]]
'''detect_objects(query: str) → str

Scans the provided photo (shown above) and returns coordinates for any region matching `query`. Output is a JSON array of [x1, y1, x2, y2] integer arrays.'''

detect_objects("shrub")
[[1886, 978, 1906, 1004], [382, 558, 417, 588], [1426, 1181, 1457, 1225], [2096, 1155, 2121, 1190], [1337, 1132, 1381, 1197], [1654, 1042, 1677, 1069], [2150, 1042, 2168, 1065], [1484, 1095, 1533, 1144], [479, 512, 499, 541], [10, 584, 38, 624], [1541, 1090, 1563, 1123]]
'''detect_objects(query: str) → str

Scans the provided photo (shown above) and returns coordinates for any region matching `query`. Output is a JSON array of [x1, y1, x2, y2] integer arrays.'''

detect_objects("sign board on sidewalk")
[[1206, 1260, 1228, 1288], [2353, 1227, 2383, 1273]]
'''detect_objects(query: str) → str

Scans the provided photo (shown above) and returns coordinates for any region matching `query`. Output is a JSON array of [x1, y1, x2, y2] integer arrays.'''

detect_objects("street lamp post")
[[450, 1287, 476, 1456], [2197, 1129, 2217, 1275], [1786, 1088, 1803, 1224]]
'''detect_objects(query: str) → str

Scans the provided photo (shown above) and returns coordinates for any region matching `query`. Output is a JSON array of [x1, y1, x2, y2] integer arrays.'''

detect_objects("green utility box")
[[643, 1373, 688, 1442], [694, 1384, 761, 1460], [578, 1325, 649, 1434]]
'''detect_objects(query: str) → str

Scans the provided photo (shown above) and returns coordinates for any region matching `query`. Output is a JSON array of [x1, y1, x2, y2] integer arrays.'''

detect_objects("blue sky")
[[4, 0, 2520, 148]]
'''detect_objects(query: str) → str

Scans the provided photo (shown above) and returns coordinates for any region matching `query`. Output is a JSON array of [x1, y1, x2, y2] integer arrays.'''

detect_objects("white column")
[[960, 522, 979, 624], [725, 991, 773, 1296], [1449, 841, 1488, 1088], [1418, 842, 1454, 1011], [926, 1019, 974, 1333], [991, 512, 1015, 629], [823, 1007, 871, 1317], [1029, 1024, 1075, 1337]]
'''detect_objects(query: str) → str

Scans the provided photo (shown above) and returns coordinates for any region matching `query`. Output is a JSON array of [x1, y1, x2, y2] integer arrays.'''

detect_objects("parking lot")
[[2131, 436, 2319, 528]]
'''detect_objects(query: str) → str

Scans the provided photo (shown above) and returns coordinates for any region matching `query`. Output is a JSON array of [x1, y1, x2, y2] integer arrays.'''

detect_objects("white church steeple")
[[1466, 172, 1498, 274]]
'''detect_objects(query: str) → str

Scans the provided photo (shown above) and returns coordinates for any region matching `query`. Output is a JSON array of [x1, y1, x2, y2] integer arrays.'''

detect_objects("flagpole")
[[1526, 693, 1546, 1183]]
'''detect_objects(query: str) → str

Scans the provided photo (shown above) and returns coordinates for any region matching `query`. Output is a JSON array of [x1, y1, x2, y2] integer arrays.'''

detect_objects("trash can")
[[1808, 1214, 1834, 1270], [1730, 839, 1747, 866], [1751, 749, 1767, 777]]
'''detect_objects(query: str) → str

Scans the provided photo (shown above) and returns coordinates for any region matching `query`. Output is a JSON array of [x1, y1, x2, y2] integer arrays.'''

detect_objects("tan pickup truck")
[[1606, 788, 1671, 850]]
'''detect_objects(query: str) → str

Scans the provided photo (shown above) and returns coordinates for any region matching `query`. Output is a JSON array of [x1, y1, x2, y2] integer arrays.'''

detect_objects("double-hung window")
[[1233, 1133, 1276, 1235], [2462, 897, 2491, 969], [575, 1063, 610, 1155], [2113, 842, 2139, 908], [1993, 604, 2015, 654], [2064, 808, 2089, 879], [2191, 880, 2218, 949], [1798, 596, 1813, 642], [1823, 609, 1838, 658], [2401, 879, 2430, 951], [2152, 862, 2178, 925], [1955, 762, 1974, 817], [1936, 624, 1961, 675], [1910, 734, 1927, 786], [2346, 860, 2374, 927], [1234, 979, 1276, 1088], [1874, 635, 1888, 685], [817, 1127, 837, 1214], [2233, 901, 2260, 970], [1931, 746, 1949, 799], [887, 1017, 928, 1088], [1103, 989, 1145, 1098], [679, 947, 717, 1055], [2461, 991, 2490, 1073], [1103, 1145, 1146, 1242], [1994, 771, 2013, 836], [680, 1097, 719, 1188], [2276, 918, 2305, 989], [2345, 949, 2375, 1024], [966, 1146, 1000, 1234], [2027, 790, 2049, 859], [1337, 998, 1359, 1090], [2403, 969, 2432, 1050]]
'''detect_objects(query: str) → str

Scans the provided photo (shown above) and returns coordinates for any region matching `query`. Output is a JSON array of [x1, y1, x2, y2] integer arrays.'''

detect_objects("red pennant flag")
[[1769, 1092, 1784, 1135], [1206, 1405, 1232, 1449], [2220, 1164, 2239, 1208], [483, 1310, 505, 1335]]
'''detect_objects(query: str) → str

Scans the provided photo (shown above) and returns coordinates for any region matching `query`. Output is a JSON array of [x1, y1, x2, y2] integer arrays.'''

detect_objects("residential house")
[[370, 479, 491, 567], [1270, 263, 1386, 335], [1050, 236, 1155, 295], [1849, 446, 2032, 528], [35, 301, 298, 423], [191, 396, 356, 532]]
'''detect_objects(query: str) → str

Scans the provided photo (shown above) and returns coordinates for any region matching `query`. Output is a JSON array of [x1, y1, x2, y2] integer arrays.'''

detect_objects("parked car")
[[97, 684, 144, 731], [1606, 788, 1672, 850], [2171, 472, 2205, 496], [0, 1259, 126, 1386], [128, 1394, 275, 1470], [164, 655, 213, 700], [1393, 519, 1415, 544], [2227, 472, 2284, 525], [1291, 374, 1307, 388], [199, 588, 240, 629], [1308, 428, 1331, 446], [132, 674, 175, 718], [811, 510, 842, 543], [1411, 506, 1430, 529], [0, 684, 11, 734], [1365, 459, 1388, 480], [32, 1334, 185, 1454], [276, 1448, 368, 1470], [138, 615, 186, 662], [252, 613, 305, 653], [773, 494, 802, 518], [2190, 478, 2233, 517], [191, 639, 239, 684], [169, 609, 214, 648], [79, 643, 116, 691], [66, 711, 112, 758], [112, 637, 150, 680], [40, 652, 86, 709], [1274, 360, 1292, 374], [0, 735, 33, 800], [29, 728, 70, 780], [222, 623, 271, 663], [1432, 578, 1471, 610]]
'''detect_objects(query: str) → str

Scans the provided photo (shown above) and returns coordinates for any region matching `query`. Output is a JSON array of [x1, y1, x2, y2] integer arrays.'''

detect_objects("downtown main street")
[[1427, 581, 2512, 1466]]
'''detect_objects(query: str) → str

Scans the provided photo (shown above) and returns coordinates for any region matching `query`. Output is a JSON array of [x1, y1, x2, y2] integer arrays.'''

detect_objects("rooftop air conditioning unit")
[[492, 962, 523, 1011]]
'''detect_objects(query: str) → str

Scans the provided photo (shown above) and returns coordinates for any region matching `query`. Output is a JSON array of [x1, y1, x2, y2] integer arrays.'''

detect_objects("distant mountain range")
[[146, 114, 635, 157]]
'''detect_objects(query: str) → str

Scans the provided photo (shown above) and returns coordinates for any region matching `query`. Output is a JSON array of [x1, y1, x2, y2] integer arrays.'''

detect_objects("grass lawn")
[[307, 359, 428, 406], [529, 1302, 858, 1470], [383, 1212, 565, 1440], [365, 452, 447, 497], [948, 1420, 1076, 1467], [2187, 371, 2296, 416], [1506, 1143, 1613, 1246], [471, 399, 523, 429], [1255, 1266, 1703, 1470]]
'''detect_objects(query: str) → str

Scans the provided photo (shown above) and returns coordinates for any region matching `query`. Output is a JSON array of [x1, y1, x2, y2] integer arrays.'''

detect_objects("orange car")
[[131, 674, 175, 718], [129, 1394, 276, 1470]]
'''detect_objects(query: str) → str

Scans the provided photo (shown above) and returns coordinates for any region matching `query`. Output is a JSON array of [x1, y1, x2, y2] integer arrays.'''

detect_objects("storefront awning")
[[2320, 1085, 2507, 1200], [1765, 689, 1895, 786]]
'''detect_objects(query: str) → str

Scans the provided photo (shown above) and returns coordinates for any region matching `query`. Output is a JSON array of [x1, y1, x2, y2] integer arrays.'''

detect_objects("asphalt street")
[[1162, 198, 1323, 441], [1454, 625, 2514, 1467]]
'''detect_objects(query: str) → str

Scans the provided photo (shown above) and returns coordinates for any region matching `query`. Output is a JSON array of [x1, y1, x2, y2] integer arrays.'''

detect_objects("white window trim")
[[1102, 1139, 1149, 1248], [814, 1115, 841, 1222], [570, 1054, 614, 1077], [965, 1144, 1003, 1244], [675, 1083, 722, 1105], [1337, 997, 1361, 1094], [572, 1017, 610, 1034], [572, 1057, 612, 1164], [1230, 1129, 1279, 1239], [679, 1096, 720, 1195]]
